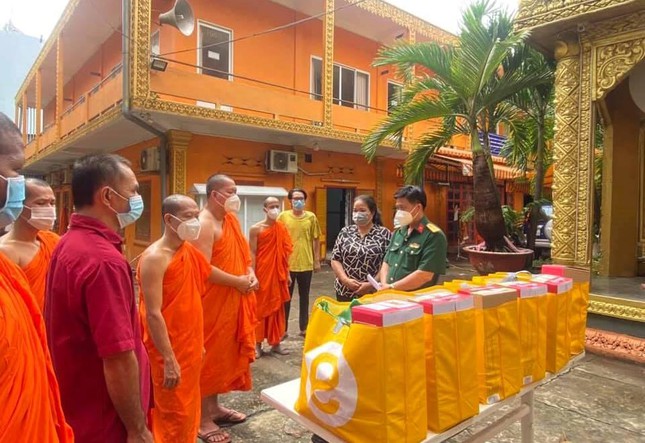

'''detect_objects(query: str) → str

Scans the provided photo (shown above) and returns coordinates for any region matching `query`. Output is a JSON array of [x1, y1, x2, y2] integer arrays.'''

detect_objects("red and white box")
[[460, 286, 518, 309], [530, 274, 573, 294], [415, 296, 456, 315], [352, 300, 423, 327], [496, 281, 548, 298]]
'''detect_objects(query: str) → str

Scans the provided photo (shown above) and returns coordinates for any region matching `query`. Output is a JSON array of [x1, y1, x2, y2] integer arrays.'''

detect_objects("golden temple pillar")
[[322, 0, 334, 127], [167, 130, 192, 195], [551, 38, 594, 267]]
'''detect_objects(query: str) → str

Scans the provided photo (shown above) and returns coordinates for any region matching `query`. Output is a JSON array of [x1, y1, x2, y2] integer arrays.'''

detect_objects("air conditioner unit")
[[267, 150, 298, 174], [140, 147, 160, 172]]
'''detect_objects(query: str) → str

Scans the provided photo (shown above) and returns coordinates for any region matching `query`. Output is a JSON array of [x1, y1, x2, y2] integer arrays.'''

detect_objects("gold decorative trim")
[[375, 157, 384, 210], [14, 0, 80, 101], [323, 0, 335, 127], [515, 0, 634, 31], [131, 0, 152, 101], [24, 107, 121, 169], [585, 9, 645, 40], [593, 37, 645, 100], [133, 97, 392, 146], [552, 38, 594, 266], [589, 294, 645, 322], [166, 130, 192, 195], [357, 0, 456, 45]]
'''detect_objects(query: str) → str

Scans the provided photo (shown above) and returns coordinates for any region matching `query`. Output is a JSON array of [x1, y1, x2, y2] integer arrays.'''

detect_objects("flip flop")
[[198, 429, 231, 443], [214, 409, 247, 427], [271, 344, 290, 355]]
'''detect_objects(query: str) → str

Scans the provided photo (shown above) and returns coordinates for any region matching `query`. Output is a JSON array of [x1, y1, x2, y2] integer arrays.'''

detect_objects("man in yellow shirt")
[[277, 188, 321, 337]]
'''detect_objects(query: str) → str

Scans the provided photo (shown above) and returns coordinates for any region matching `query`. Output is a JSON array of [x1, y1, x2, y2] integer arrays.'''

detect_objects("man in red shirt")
[[46, 153, 152, 443]]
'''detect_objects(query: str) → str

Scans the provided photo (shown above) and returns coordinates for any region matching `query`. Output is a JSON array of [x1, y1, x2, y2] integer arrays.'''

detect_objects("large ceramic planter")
[[463, 245, 534, 275]]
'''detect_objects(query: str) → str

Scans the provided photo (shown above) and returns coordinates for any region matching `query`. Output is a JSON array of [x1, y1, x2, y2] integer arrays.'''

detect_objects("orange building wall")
[[43, 31, 122, 121]]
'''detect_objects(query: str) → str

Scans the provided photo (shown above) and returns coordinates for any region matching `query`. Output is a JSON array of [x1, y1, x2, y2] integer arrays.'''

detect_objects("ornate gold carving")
[[356, 0, 455, 45], [131, 0, 152, 101], [515, 0, 633, 31], [375, 158, 384, 210], [551, 38, 594, 267], [588, 297, 645, 322], [585, 9, 645, 40], [594, 37, 645, 100], [167, 130, 192, 195], [323, 0, 334, 127], [14, 0, 79, 101], [294, 151, 304, 189], [133, 97, 390, 147]]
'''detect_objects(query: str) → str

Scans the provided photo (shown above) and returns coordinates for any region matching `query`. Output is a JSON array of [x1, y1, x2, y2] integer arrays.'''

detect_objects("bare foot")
[[198, 421, 230, 443]]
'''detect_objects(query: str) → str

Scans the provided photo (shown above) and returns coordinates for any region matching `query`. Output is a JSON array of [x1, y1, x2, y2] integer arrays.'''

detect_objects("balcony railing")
[[27, 64, 123, 160]]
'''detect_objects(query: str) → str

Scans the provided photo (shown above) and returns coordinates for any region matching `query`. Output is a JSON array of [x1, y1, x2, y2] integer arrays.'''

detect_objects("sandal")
[[213, 409, 247, 426], [198, 429, 231, 443]]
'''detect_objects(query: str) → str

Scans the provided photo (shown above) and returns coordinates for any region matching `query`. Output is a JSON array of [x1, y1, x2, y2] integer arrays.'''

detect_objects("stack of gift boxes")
[[296, 265, 590, 440]]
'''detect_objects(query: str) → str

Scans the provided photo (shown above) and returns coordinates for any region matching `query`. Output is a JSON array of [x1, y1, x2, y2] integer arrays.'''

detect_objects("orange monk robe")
[[138, 243, 211, 443], [201, 213, 257, 396], [0, 252, 74, 442], [255, 221, 293, 346], [22, 230, 60, 311]]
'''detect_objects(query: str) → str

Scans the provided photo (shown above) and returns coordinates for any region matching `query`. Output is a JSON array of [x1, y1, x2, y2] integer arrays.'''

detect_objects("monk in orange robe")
[[191, 174, 258, 440], [139, 195, 238, 443], [0, 178, 59, 310], [0, 113, 73, 441], [249, 196, 293, 357]]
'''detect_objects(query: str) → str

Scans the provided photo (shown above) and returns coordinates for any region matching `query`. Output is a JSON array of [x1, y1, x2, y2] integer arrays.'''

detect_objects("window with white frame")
[[198, 22, 232, 80], [387, 81, 403, 113], [311, 57, 369, 110], [151, 30, 160, 56]]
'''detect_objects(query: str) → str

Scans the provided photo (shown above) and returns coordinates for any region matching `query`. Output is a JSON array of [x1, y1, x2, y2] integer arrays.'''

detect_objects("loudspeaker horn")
[[159, 0, 195, 37]]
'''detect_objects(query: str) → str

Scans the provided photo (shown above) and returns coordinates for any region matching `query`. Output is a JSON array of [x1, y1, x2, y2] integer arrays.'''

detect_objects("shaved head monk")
[[138, 194, 250, 443], [0, 178, 59, 310], [46, 153, 152, 442], [191, 174, 258, 441], [0, 113, 73, 441], [249, 196, 293, 358]]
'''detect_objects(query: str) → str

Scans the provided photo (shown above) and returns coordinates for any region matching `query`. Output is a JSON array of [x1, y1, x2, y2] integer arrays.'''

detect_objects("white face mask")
[[267, 208, 280, 220], [217, 192, 241, 213], [24, 205, 56, 231], [393, 209, 414, 229], [171, 216, 201, 241]]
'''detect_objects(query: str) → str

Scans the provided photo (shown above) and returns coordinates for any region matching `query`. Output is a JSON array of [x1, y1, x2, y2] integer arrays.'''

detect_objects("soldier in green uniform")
[[379, 185, 447, 291]]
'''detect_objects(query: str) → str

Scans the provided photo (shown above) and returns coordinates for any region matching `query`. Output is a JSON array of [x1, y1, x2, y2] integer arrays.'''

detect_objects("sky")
[[2, 0, 519, 40]]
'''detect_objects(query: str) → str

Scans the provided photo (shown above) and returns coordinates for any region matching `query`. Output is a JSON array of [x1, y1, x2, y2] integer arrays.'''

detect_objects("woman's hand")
[[353, 282, 373, 296], [343, 277, 361, 292]]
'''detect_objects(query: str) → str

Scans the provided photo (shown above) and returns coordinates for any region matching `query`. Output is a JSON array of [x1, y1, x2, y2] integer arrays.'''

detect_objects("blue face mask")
[[109, 188, 144, 229], [292, 199, 305, 210], [0, 174, 26, 228]]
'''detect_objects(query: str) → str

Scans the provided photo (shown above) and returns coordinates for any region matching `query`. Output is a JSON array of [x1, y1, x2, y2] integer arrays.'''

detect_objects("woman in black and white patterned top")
[[330, 195, 392, 301]]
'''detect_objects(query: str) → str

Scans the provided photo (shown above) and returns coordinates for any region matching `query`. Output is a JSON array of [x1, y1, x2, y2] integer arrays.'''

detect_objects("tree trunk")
[[472, 151, 507, 251], [527, 120, 545, 251]]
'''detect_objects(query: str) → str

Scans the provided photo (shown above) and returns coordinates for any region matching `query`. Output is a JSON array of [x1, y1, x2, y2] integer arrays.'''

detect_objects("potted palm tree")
[[362, 0, 550, 274]]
